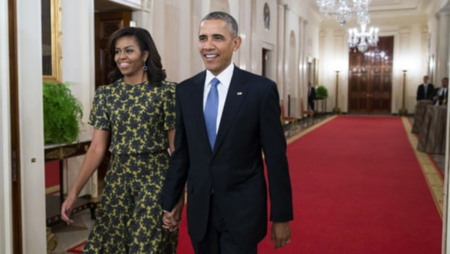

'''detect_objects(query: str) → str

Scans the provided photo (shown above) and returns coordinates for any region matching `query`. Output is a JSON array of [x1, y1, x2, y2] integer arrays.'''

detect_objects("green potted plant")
[[316, 85, 328, 99], [43, 81, 83, 144]]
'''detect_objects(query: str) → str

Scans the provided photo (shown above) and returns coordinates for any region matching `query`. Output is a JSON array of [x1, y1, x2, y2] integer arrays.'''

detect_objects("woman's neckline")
[[122, 79, 149, 86]]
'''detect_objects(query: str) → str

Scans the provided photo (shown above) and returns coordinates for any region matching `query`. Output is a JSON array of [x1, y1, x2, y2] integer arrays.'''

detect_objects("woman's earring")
[[143, 62, 148, 72]]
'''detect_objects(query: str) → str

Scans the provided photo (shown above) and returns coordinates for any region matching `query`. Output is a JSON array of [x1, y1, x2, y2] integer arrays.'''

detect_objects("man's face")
[[423, 76, 429, 83], [442, 78, 448, 88], [198, 19, 241, 76]]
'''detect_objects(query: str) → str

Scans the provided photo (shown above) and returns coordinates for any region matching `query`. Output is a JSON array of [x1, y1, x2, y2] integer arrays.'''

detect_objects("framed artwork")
[[42, 0, 62, 82], [264, 3, 270, 30]]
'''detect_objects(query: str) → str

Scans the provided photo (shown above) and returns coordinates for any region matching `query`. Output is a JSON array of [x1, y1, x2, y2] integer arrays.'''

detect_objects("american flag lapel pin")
[[237, 92, 243, 96]]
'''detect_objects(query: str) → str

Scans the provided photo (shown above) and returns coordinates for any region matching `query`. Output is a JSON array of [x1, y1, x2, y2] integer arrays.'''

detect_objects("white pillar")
[[178, 0, 192, 81], [238, 0, 251, 72], [436, 11, 450, 80], [276, 0, 287, 101]]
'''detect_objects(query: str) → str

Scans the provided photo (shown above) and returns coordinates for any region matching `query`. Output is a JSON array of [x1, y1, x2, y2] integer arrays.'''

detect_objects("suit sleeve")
[[162, 86, 189, 211], [416, 85, 421, 101], [260, 81, 294, 222]]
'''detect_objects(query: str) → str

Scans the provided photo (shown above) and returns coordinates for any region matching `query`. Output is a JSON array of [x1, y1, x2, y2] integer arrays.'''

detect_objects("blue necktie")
[[204, 78, 220, 150]]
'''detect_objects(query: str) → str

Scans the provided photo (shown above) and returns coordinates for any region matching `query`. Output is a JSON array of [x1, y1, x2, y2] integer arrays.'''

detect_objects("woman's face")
[[114, 36, 148, 78]]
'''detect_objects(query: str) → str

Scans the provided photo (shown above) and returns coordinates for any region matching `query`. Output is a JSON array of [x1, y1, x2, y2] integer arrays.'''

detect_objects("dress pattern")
[[83, 79, 177, 254]]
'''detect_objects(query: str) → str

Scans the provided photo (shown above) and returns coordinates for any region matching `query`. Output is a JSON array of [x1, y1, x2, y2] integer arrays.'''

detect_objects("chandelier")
[[316, 0, 371, 26], [348, 22, 379, 52]]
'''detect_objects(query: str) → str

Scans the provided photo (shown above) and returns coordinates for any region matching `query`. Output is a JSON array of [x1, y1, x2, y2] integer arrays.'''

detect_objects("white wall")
[[0, 0, 12, 252], [16, 0, 47, 253], [61, 0, 97, 197]]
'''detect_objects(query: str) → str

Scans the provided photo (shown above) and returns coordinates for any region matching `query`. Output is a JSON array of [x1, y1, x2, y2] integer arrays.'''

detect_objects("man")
[[432, 77, 448, 105], [162, 11, 293, 254], [307, 81, 316, 111], [416, 75, 434, 101]]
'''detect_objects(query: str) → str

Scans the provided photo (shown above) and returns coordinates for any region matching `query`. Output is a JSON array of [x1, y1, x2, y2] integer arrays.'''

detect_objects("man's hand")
[[162, 194, 185, 232], [271, 222, 291, 249]]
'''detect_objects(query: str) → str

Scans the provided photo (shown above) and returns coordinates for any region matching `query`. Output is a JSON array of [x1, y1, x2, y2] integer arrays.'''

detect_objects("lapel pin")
[[237, 92, 243, 95]]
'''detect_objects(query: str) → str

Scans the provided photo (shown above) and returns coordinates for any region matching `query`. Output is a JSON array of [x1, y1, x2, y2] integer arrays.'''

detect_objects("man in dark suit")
[[432, 77, 448, 105], [416, 75, 434, 101], [307, 82, 316, 111], [162, 11, 293, 254]]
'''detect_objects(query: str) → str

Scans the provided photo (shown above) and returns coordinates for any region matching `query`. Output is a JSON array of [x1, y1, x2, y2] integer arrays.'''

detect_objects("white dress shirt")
[[203, 63, 234, 133], [435, 87, 448, 105]]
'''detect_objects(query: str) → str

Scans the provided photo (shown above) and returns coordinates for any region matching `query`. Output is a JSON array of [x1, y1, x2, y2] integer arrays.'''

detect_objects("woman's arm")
[[61, 129, 110, 223]]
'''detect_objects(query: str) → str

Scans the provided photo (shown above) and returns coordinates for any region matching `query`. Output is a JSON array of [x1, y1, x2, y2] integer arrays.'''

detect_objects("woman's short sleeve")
[[163, 82, 176, 131], [88, 85, 111, 130]]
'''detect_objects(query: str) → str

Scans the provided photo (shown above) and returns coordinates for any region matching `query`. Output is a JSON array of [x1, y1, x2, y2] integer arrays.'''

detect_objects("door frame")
[[1, 0, 13, 251]]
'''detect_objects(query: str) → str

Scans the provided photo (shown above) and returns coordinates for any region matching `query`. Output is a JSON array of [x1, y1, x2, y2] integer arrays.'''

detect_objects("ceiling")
[[306, 0, 433, 16], [368, 0, 431, 13]]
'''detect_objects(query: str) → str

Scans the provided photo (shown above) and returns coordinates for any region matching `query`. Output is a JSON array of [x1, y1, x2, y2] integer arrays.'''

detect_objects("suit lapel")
[[212, 67, 249, 156], [191, 71, 213, 156]]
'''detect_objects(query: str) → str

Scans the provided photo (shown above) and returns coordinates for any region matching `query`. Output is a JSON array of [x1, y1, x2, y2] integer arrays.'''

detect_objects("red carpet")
[[176, 116, 442, 253], [67, 241, 85, 253]]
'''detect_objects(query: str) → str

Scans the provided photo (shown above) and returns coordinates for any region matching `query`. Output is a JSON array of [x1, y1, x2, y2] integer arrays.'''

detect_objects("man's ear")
[[233, 36, 242, 51]]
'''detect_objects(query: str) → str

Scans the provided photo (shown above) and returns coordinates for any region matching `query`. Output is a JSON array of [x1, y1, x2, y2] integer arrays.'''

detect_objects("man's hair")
[[201, 11, 238, 38]]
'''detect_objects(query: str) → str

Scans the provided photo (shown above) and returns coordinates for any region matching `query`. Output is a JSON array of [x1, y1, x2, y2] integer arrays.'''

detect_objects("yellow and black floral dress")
[[83, 79, 177, 254]]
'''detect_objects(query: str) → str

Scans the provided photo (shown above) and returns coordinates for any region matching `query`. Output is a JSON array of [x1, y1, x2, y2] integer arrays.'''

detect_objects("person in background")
[[432, 77, 448, 105], [60, 27, 183, 254], [162, 11, 293, 254], [307, 81, 316, 111], [416, 75, 434, 101]]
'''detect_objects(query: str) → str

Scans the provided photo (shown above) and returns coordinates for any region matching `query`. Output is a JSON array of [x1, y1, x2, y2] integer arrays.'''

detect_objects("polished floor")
[[49, 114, 446, 253]]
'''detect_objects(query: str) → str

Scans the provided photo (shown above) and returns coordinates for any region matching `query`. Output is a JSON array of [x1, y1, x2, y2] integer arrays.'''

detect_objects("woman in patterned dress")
[[61, 27, 184, 253]]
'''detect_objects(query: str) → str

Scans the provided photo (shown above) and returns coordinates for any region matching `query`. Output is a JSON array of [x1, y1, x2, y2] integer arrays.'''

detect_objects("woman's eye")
[[115, 50, 120, 54], [126, 49, 133, 53]]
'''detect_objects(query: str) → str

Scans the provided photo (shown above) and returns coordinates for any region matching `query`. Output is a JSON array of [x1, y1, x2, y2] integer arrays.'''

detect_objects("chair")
[[301, 98, 314, 125], [280, 103, 297, 129]]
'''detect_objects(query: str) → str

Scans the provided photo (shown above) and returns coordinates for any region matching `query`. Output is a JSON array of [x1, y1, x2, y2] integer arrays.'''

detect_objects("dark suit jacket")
[[307, 87, 316, 111], [162, 66, 293, 249], [416, 83, 434, 101], [432, 87, 448, 105]]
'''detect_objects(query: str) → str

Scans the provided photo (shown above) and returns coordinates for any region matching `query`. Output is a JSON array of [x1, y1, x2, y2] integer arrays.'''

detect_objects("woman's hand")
[[60, 193, 76, 225]]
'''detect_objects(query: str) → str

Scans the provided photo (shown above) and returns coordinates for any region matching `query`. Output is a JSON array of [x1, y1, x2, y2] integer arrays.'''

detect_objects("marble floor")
[[48, 114, 446, 253]]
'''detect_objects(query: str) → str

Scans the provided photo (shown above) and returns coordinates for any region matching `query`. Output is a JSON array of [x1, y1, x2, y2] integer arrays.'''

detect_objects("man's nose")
[[203, 39, 214, 49]]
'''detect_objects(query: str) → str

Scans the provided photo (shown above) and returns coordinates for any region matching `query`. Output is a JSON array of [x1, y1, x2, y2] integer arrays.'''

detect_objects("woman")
[[61, 27, 183, 253]]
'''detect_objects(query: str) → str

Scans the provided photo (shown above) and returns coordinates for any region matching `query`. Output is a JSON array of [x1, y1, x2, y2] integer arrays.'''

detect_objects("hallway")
[[52, 115, 443, 253]]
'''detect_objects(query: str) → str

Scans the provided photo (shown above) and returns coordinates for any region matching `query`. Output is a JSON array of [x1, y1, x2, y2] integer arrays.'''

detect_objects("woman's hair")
[[107, 27, 166, 84]]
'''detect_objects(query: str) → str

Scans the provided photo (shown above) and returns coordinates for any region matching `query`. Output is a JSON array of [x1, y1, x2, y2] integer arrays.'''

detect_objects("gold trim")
[[45, 185, 60, 194], [45, 147, 77, 160], [43, 0, 62, 82], [401, 117, 444, 218], [286, 116, 337, 145]]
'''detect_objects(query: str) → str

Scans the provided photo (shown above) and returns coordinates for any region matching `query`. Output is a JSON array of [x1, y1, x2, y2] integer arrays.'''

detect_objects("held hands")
[[162, 194, 185, 232], [271, 222, 291, 249], [60, 193, 76, 225]]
